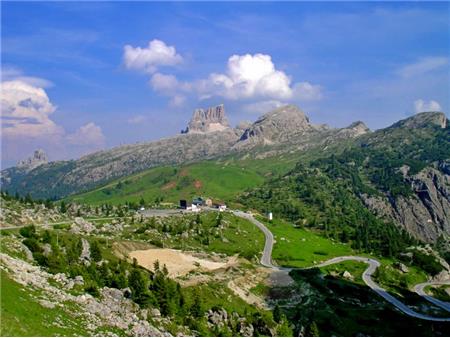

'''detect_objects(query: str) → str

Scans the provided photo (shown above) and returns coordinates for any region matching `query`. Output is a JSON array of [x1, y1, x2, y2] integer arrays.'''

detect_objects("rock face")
[[362, 163, 450, 243], [183, 104, 230, 133], [389, 111, 447, 129], [237, 105, 319, 145], [17, 149, 48, 171]]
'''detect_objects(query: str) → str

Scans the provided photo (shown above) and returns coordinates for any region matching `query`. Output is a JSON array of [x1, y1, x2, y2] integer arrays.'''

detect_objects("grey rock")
[[17, 149, 48, 171], [42, 243, 52, 257], [342, 271, 354, 280], [183, 104, 230, 134], [362, 164, 450, 242], [79, 238, 91, 265], [394, 262, 409, 273]]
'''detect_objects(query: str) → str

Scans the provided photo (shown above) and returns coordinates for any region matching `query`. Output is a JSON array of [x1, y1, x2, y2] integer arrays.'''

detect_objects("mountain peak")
[[257, 104, 309, 124], [237, 104, 315, 145], [182, 104, 230, 134], [17, 149, 48, 170], [390, 111, 447, 129]]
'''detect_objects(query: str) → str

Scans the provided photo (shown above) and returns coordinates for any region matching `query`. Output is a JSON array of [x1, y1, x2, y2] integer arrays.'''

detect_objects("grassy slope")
[[259, 218, 354, 268], [0, 272, 88, 337], [69, 161, 265, 205], [67, 151, 304, 206]]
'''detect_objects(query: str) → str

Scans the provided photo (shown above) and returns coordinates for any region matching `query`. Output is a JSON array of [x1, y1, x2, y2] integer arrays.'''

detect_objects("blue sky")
[[1, 1, 449, 168]]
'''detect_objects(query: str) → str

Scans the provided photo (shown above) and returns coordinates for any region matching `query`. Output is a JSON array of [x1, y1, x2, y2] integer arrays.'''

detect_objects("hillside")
[[68, 161, 266, 206], [241, 112, 450, 243], [0, 104, 368, 200]]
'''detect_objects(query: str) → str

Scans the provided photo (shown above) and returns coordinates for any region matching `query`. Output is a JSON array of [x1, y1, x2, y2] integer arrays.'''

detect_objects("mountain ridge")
[[0, 104, 370, 199]]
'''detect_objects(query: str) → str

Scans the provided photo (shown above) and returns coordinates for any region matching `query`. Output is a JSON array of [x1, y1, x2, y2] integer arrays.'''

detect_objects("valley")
[[1, 106, 450, 336]]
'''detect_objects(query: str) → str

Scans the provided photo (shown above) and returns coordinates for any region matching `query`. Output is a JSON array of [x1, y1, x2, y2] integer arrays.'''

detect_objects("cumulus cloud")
[[1, 73, 106, 165], [398, 57, 448, 78], [66, 122, 105, 146], [197, 53, 321, 101], [146, 52, 322, 106], [1, 80, 63, 138], [414, 99, 442, 113], [123, 39, 183, 74]]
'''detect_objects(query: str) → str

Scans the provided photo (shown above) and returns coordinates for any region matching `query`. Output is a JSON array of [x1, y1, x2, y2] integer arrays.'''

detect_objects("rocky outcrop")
[[17, 149, 48, 171], [237, 105, 321, 146], [389, 111, 447, 130], [362, 163, 450, 243], [0, 252, 169, 336], [183, 104, 230, 133]]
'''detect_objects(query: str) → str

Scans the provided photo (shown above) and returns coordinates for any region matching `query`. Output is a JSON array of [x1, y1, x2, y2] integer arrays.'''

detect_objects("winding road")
[[233, 211, 450, 322]]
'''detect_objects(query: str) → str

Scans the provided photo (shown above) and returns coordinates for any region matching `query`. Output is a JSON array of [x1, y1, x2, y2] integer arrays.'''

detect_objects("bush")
[[19, 225, 36, 238], [85, 284, 100, 297], [22, 238, 41, 253], [413, 251, 443, 275]]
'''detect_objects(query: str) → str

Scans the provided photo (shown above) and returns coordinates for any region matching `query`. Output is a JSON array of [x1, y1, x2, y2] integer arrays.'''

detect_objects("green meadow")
[[69, 161, 266, 205], [259, 217, 355, 268]]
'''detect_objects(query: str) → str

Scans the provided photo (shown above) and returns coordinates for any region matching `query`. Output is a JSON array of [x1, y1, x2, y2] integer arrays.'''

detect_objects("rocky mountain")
[[182, 104, 230, 133], [243, 111, 450, 243], [17, 149, 48, 171], [237, 105, 324, 146], [0, 104, 368, 200], [362, 163, 450, 242]]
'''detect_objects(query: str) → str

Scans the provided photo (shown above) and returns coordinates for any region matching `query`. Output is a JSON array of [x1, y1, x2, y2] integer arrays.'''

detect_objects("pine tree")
[[273, 304, 282, 323], [307, 321, 320, 337], [60, 201, 67, 213], [190, 290, 204, 318], [91, 241, 102, 262]]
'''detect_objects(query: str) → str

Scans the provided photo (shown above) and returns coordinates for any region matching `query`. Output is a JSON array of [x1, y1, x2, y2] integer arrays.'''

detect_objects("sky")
[[1, 1, 449, 168]]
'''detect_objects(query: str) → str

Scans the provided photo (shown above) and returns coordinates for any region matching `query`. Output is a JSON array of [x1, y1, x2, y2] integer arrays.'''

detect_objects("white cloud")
[[150, 72, 178, 92], [1, 73, 106, 165], [197, 54, 293, 100], [2, 66, 53, 88], [66, 122, 105, 146], [242, 100, 285, 114], [123, 39, 183, 74], [414, 99, 442, 113], [127, 115, 146, 124], [398, 57, 448, 78], [147, 53, 322, 106], [1, 80, 63, 138]]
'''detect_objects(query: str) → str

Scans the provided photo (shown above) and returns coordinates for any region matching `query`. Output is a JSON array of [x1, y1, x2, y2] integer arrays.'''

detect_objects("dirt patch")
[[194, 180, 203, 189], [161, 181, 176, 191], [129, 248, 234, 278]]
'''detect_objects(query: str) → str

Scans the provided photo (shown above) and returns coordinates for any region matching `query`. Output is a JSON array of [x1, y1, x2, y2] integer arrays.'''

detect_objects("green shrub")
[[19, 225, 36, 238]]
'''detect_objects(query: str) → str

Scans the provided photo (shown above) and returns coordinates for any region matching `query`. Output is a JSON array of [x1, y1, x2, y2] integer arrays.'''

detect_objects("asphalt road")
[[415, 282, 450, 313], [233, 211, 276, 268], [235, 211, 450, 322]]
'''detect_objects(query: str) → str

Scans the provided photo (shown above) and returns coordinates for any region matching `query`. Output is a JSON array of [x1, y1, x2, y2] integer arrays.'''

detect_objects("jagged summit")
[[17, 149, 48, 171], [389, 111, 447, 130], [182, 104, 230, 134]]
